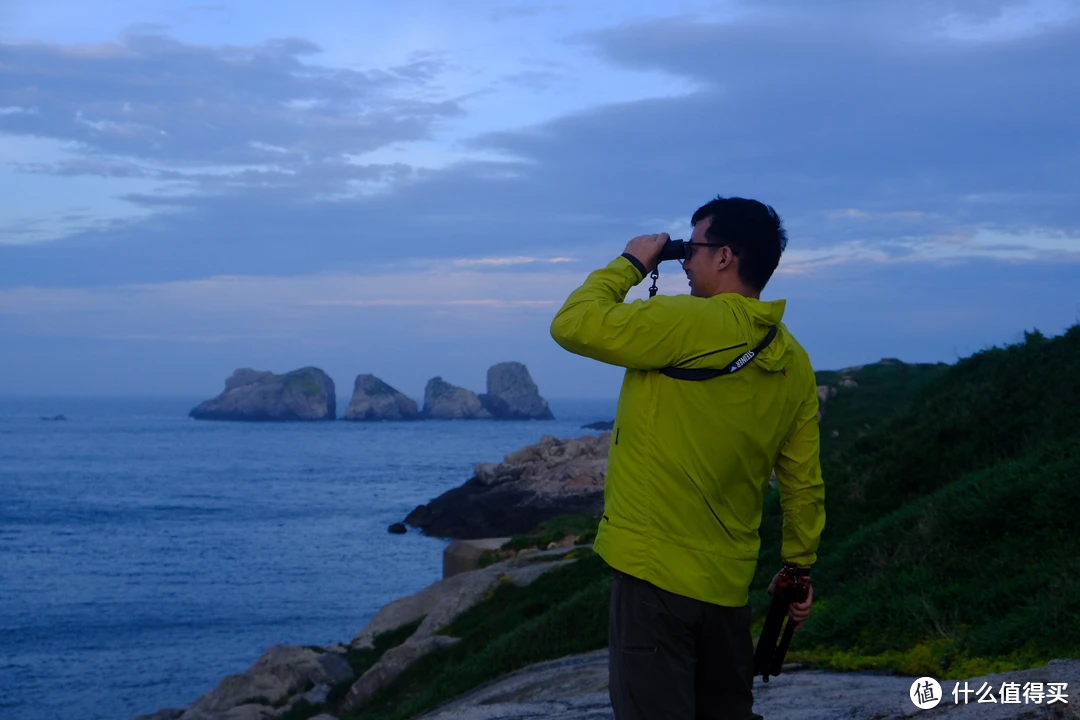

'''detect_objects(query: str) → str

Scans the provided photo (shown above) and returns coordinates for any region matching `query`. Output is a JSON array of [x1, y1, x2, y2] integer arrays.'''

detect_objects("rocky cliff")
[[478, 361, 554, 420], [403, 433, 610, 538], [189, 367, 336, 421], [422, 377, 492, 420], [344, 374, 420, 421]]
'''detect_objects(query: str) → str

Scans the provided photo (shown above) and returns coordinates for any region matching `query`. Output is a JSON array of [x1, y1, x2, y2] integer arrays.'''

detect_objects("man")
[[549, 196, 825, 720]]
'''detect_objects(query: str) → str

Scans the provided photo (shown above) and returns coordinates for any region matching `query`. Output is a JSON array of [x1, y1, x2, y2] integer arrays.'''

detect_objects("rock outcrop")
[[344, 374, 420, 421], [342, 549, 580, 714], [189, 367, 336, 421], [152, 644, 354, 720], [422, 377, 492, 420], [816, 384, 838, 421], [416, 654, 1080, 720], [403, 433, 610, 538], [478, 362, 554, 420], [443, 537, 512, 578]]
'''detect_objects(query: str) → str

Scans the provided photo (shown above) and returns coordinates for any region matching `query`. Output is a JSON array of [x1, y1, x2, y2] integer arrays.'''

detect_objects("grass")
[[501, 513, 601, 552]]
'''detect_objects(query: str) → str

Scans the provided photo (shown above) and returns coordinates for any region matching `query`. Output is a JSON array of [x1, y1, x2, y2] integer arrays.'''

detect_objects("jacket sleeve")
[[773, 378, 826, 569], [550, 255, 706, 369]]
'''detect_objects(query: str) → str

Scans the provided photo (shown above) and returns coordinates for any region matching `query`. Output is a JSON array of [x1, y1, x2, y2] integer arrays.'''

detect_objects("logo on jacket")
[[730, 350, 756, 372]]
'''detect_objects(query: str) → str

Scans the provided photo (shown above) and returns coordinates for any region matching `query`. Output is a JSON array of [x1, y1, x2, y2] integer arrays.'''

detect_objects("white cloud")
[[937, 0, 1080, 42], [777, 228, 1080, 275], [450, 256, 576, 267]]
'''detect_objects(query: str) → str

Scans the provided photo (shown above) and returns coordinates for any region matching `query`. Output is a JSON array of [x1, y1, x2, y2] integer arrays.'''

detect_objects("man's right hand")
[[768, 571, 813, 631]]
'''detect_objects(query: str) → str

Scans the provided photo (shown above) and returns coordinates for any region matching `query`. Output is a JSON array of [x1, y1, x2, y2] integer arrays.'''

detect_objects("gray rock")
[[179, 645, 354, 719], [189, 367, 335, 421], [423, 377, 492, 420], [405, 434, 610, 539], [344, 374, 421, 421], [478, 362, 554, 420], [417, 651, 1080, 720], [816, 385, 838, 421], [178, 704, 275, 720], [343, 555, 578, 714], [840, 377, 859, 388], [133, 711, 185, 720], [302, 683, 331, 706], [350, 556, 570, 651], [341, 635, 462, 712], [443, 538, 512, 578]]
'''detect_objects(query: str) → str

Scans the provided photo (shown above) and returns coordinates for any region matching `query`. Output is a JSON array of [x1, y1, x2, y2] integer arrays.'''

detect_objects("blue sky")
[[1, 0, 1078, 400]]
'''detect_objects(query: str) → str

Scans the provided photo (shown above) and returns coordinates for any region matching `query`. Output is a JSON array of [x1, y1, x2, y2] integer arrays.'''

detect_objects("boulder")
[[422, 377, 492, 420], [443, 537, 512, 578], [189, 368, 335, 422], [342, 553, 579, 713], [344, 374, 420, 421], [478, 362, 554, 420], [403, 433, 610, 539], [816, 385, 838, 421], [178, 645, 353, 719]]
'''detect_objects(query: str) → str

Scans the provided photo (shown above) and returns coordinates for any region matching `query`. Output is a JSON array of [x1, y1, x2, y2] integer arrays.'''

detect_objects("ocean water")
[[0, 396, 616, 720]]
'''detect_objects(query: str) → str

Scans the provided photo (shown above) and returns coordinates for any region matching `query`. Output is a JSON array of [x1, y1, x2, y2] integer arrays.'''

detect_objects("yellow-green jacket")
[[550, 255, 825, 607]]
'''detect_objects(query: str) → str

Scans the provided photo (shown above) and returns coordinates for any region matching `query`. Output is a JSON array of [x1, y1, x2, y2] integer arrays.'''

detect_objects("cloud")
[[0, 28, 462, 177], [450, 255, 576, 267], [1, 0, 1078, 288]]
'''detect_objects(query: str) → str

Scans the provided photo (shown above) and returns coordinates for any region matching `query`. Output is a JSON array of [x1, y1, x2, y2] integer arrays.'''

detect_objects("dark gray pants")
[[608, 568, 763, 720]]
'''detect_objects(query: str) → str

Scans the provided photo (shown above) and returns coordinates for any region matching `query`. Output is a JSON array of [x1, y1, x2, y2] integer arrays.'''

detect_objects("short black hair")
[[690, 196, 788, 291]]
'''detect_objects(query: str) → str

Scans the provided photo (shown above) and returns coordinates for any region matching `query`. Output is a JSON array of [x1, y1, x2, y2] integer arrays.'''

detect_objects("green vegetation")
[[753, 324, 1080, 676], [502, 513, 600, 552], [330, 324, 1079, 716], [343, 551, 611, 720], [815, 360, 948, 457]]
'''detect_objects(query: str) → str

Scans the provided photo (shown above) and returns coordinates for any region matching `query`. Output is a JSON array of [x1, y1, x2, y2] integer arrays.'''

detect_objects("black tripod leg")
[[771, 617, 797, 677]]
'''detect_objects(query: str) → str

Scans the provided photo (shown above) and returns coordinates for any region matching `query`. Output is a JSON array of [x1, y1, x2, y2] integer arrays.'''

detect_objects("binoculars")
[[656, 239, 691, 263]]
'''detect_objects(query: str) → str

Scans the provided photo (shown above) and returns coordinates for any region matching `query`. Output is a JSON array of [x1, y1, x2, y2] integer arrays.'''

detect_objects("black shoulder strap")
[[659, 326, 778, 381]]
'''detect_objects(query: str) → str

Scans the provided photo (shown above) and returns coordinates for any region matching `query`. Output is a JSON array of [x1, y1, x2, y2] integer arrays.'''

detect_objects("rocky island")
[[478, 361, 554, 420], [422, 377, 492, 420], [421, 362, 554, 421], [189, 367, 336, 422], [344, 375, 421, 421]]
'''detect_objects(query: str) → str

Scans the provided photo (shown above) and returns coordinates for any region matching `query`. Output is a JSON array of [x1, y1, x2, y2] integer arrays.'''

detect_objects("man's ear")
[[717, 246, 735, 271]]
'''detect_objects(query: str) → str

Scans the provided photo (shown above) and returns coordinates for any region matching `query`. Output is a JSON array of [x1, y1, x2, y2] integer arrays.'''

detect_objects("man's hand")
[[623, 233, 669, 275], [768, 572, 813, 631]]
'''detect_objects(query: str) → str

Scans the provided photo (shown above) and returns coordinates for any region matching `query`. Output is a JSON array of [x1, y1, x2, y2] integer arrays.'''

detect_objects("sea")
[[0, 395, 617, 720]]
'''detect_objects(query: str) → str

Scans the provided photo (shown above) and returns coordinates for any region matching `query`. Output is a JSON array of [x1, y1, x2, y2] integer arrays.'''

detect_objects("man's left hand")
[[624, 233, 669, 275]]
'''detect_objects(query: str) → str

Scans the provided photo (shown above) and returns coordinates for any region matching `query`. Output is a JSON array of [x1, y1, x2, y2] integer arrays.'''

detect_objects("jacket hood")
[[721, 295, 793, 373]]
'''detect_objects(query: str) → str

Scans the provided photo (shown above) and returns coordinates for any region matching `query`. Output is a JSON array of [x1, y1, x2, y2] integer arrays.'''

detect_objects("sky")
[[1, 0, 1078, 400]]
